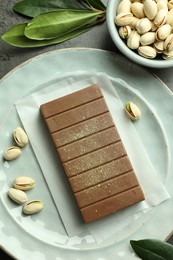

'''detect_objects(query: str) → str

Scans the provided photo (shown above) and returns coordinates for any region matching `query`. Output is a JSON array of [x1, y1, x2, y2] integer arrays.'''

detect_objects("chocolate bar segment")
[[40, 85, 145, 223], [52, 112, 114, 147], [45, 97, 109, 133], [74, 171, 140, 208], [58, 127, 120, 163], [63, 142, 127, 177], [69, 156, 133, 192], [40, 84, 103, 118], [80, 186, 144, 223]]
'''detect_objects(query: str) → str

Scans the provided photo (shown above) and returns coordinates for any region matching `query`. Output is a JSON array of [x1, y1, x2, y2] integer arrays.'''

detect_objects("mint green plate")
[[0, 48, 173, 260]]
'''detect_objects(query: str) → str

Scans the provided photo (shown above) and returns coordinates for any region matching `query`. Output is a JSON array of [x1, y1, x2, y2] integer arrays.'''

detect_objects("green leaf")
[[82, 0, 106, 11], [13, 0, 86, 17], [24, 9, 103, 40], [130, 239, 173, 260], [1, 21, 98, 48]]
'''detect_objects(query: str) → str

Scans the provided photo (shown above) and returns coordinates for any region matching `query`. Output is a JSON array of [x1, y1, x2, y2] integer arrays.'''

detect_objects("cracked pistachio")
[[162, 50, 173, 59], [156, 0, 168, 2], [13, 176, 35, 191], [3, 146, 22, 161], [138, 46, 157, 59], [164, 34, 173, 52], [8, 188, 28, 204], [13, 127, 28, 147], [154, 40, 164, 53], [168, 0, 173, 10], [154, 9, 167, 27], [156, 24, 172, 41], [129, 16, 140, 28], [119, 25, 131, 39], [125, 102, 141, 120], [117, 0, 131, 14], [140, 32, 156, 46], [166, 9, 173, 26], [23, 200, 44, 215], [115, 12, 133, 26], [131, 0, 142, 2], [150, 21, 158, 32], [143, 0, 157, 20], [131, 2, 145, 18], [127, 30, 140, 49], [157, 1, 168, 11]]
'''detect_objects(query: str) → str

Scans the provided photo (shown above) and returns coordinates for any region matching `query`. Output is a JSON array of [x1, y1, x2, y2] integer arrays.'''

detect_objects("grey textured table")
[[1, 0, 173, 259]]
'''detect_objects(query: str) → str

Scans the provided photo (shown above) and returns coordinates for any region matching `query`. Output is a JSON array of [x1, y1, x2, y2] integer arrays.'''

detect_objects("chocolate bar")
[[40, 84, 144, 223]]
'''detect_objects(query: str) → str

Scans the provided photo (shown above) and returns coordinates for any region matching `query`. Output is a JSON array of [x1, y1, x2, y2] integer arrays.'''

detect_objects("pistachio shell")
[[131, 0, 142, 2], [155, 0, 168, 4], [140, 32, 156, 45], [138, 46, 157, 58], [156, 24, 172, 40], [168, 0, 173, 10], [23, 200, 44, 215], [3, 146, 22, 161], [154, 9, 167, 27], [131, 2, 145, 18], [150, 21, 158, 32], [117, 0, 131, 14], [13, 176, 35, 191], [157, 0, 168, 11], [153, 40, 164, 53], [127, 30, 140, 49], [8, 188, 28, 204], [129, 17, 140, 28], [13, 127, 29, 147], [119, 26, 132, 39], [136, 18, 152, 34], [125, 102, 141, 120], [143, 0, 158, 20], [115, 12, 133, 26], [155, 0, 168, 3], [164, 34, 173, 52], [162, 50, 173, 59], [166, 9, 173, 26]]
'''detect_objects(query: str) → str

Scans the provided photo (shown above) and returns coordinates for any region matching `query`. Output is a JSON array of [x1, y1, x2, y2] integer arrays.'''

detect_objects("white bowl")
[[106, 0, 173, 68]]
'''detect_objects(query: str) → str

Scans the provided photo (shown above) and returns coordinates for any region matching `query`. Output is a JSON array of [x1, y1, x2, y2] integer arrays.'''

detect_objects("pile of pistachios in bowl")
[[115, 0, 173, 59]]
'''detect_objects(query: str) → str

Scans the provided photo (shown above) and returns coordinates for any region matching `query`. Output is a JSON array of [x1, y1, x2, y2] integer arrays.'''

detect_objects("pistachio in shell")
[[13, 176, 35, 191], [125, 101, 141, 120], [3, 146, 22, 161], [8, 188, 28, 204], [23, 200, 44, 215], [13, 127, 29, 147]]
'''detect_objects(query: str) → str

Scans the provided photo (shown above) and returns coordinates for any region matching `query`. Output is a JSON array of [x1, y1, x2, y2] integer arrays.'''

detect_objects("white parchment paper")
[[15, 72, 170, 243]]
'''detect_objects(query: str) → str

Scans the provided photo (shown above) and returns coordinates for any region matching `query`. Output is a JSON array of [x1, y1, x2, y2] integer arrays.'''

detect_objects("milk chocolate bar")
[[40, 84, 144, 223]]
